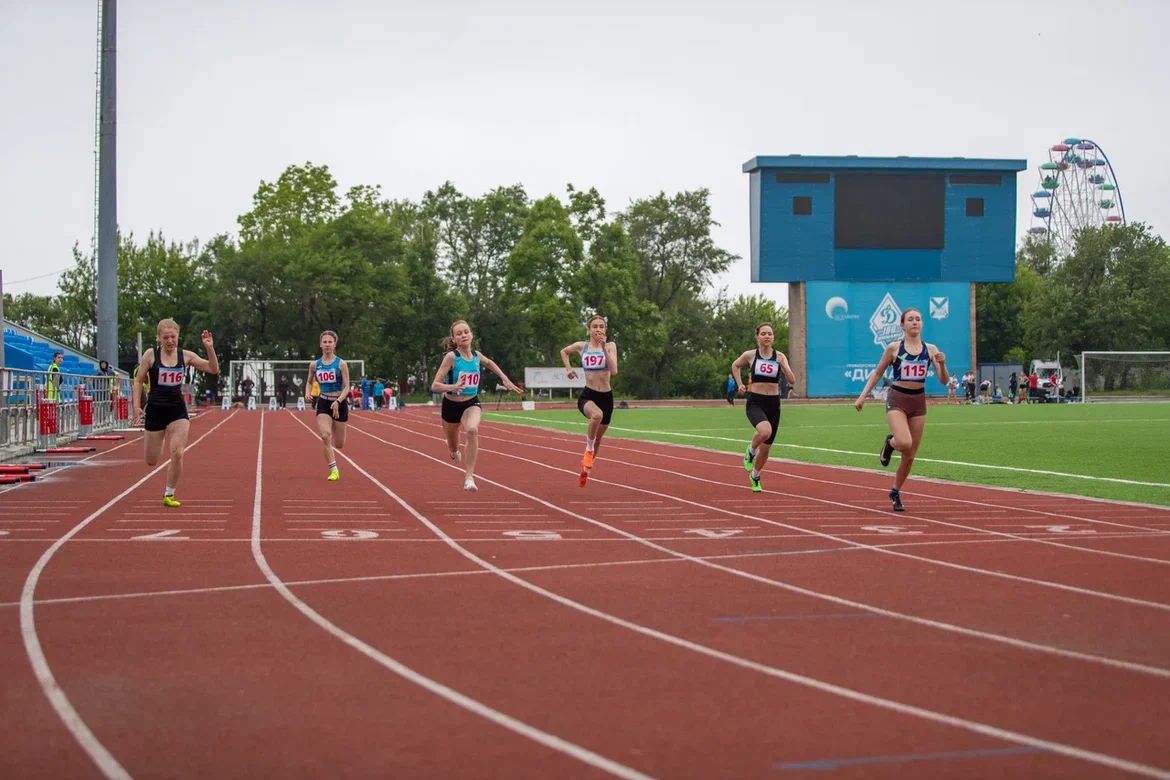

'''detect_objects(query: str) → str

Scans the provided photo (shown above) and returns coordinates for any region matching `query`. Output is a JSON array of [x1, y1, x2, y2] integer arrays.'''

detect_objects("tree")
[[975, 261, 1043, 363], [618, 189, 737, 397], [1024, 223, 1170, 360]]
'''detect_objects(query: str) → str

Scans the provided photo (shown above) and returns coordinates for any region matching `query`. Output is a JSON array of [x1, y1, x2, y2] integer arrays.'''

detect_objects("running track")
[[2, 407, 1169, 779]]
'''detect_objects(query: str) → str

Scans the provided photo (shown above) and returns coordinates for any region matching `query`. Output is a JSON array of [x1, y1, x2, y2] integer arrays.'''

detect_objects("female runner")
[[853, 307, 948, 511], [132, 319, 219, 507], [305, 330, 351, 481], [730, 322, 796, 493], [431, 320, 523, 491], [561, 315, 619, 487]]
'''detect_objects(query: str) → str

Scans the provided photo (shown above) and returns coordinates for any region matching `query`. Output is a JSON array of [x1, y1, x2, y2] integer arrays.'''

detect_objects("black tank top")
[[148, 348, 186, 407]]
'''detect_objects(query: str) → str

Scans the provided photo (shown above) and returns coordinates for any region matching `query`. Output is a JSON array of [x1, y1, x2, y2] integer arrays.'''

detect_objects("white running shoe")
[[464, 477, 478, 493]]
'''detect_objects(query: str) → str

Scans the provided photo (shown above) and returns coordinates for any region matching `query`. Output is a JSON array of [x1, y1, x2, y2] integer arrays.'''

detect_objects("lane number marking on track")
[[130, 529, 189, 541], [321, 530, 380, 540], [502, 530, 562, 541]]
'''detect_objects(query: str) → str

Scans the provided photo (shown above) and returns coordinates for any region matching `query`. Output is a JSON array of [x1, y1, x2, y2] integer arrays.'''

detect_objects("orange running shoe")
[[582, 450, 595, 470], [578, 470, 589, 487]]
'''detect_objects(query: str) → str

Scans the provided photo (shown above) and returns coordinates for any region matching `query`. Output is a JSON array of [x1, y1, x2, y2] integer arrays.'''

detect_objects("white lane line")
[[266, 414, 654, 779], [474, 426, 1170, 570], [6, 532, 1169, 611], [344, 422, 1170, 780], [360, 418, 1170, 676], [495, 414, 1170, 489], [19, 410, 241, 780]]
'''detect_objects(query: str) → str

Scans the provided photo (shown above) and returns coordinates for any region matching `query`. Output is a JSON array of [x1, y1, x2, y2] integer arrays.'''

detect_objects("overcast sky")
[[2, 0, 1167, 309]]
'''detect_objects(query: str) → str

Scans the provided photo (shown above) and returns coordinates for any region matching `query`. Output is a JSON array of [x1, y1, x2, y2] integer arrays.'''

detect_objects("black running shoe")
[[879, 434, 894, 467], [889, 487, 905, 512]]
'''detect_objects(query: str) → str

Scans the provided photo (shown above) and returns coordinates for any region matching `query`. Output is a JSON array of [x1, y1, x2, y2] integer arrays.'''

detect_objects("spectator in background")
[[725, 373, 736, 405], [277, 374, 290, 408], [979, 377, 991, 404], [360, 375, 371, 410], [962, 369, 976, 403], [373, 378, 385, 410], [1008, 372, 1019, 401], [383, 381, 394, 410], [992, 384, 1005, 403], [1016, 379, 1028, 405], [946, 373, 959, 403], [98, 359, 118, 411], [1028, 371, 1039, 402], [240, 377, 255, 405], [46, 351, 64, 401]]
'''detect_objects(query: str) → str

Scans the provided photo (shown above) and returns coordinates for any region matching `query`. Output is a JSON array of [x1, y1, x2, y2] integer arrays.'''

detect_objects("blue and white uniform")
[[442, 350, 482, 423], [314, 355, 349, 421], [886, 340, 929, 418], [891, 340, 930, 385]]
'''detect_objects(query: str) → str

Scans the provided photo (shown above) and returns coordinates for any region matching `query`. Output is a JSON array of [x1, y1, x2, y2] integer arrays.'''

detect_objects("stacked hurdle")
[[35, 385, 57, 450]]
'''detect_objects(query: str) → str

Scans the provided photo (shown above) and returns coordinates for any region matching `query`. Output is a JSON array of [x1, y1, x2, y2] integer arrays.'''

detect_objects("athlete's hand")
[[853, 396, 866, 412], [201, 330, 214, 349], [508, 382, 524, 395], [565, 369, 578, 380], [934, 351, 946, 365], [331, 399, 341, 419], [736, 385, 746, 396], [132, 407, 144, 426]]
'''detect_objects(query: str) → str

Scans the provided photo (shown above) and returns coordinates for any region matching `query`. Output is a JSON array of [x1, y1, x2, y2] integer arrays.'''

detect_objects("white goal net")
[[1078, 352, 1170, 403], [228, 359, 365, 406]]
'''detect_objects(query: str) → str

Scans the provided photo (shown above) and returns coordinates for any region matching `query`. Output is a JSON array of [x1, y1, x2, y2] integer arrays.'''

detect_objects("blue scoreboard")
[[744, 155, 1027, 397], [744, 156, 1027, 283]]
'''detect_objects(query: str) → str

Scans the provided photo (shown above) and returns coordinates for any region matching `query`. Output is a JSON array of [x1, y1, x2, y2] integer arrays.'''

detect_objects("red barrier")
[[116, 396, 129, 421], [79, 396, 94, 426], [37, 398, 59, 435]]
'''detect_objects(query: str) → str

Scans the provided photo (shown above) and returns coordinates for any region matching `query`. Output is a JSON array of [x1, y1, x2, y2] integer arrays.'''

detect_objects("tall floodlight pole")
[[96, 0, 118, 367]]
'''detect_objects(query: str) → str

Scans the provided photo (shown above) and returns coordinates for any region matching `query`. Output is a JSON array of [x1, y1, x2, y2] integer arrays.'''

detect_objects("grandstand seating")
[[2, 322, 98, 375]]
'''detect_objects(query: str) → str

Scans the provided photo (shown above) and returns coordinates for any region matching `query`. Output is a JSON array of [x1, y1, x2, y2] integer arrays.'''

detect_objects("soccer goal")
[[1078, 352, 1170, 403], [227, 359, 365, 406]]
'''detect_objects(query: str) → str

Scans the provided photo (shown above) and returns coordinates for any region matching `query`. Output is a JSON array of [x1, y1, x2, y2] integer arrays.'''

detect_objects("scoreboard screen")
[[834, 174, 945, 250]]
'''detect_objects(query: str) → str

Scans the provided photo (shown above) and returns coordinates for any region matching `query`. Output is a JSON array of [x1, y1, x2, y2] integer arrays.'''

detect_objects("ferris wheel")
[[1027, 137, 1126, 255]]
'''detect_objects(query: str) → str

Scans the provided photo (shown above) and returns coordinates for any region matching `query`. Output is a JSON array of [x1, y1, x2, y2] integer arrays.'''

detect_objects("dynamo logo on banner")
[[869, 293, 903, 347]]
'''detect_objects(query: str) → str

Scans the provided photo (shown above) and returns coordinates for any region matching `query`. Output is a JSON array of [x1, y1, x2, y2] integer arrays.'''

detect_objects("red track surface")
[[3, 407, 1169, 779]]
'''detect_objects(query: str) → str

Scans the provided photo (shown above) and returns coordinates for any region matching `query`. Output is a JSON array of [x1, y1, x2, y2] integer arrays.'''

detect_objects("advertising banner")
[[805, 282, 970, 397]]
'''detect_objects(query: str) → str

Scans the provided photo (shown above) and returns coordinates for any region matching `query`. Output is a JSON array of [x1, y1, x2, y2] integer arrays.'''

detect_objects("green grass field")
[[486, 401, 1170, 506]]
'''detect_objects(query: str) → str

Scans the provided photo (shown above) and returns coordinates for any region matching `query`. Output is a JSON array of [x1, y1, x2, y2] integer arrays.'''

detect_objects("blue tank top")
[[446, 351, 481, 397], [750, 350, 781, 384], [314, 357, 344, 395], [891, 340, 930, 384], [582, 343, 608, 372]]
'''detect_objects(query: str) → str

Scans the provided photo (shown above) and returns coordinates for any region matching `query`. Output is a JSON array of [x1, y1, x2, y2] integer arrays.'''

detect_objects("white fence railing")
[[1, 368, 133, 451]]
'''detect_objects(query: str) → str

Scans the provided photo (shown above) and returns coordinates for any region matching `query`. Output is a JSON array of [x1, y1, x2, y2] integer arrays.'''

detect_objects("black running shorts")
[[745, 392, 780, 445]]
